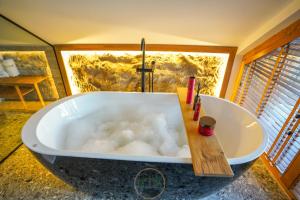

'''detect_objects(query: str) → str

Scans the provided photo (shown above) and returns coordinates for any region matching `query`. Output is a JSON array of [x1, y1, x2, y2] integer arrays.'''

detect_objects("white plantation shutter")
[[271, 108, 299, 172], [241, 60, 267, 114], [233, 37, 300, 174], [238, 48, 283, 114], [259, 44, 297, 155], [276, 125, 299, 173], [266, 38, 300, 173]]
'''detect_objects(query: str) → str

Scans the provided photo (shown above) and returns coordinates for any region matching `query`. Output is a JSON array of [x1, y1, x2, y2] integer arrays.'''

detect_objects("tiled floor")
[[0, 111, 31, 161], [0, 100, 51, 112]]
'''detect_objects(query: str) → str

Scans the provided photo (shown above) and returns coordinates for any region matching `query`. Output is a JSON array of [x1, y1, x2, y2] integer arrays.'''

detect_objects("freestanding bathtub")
[[22, 92, 268, 199]]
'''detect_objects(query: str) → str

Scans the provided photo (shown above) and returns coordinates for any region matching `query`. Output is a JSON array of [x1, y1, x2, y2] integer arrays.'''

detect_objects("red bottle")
[[193, 98, 201, 121], [186, 76, 195, 104]]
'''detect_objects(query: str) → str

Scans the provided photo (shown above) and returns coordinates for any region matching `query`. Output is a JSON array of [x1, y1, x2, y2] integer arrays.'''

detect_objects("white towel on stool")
[[0, 63, 9, 78], [2, 59, 20, 77]]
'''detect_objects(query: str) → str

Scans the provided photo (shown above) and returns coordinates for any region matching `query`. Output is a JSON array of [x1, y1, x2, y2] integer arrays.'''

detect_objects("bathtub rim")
[[21, 91, 268, 165]]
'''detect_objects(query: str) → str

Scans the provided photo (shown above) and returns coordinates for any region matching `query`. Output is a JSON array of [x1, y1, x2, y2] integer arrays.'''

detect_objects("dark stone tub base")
[[34, 153, 253, 199]]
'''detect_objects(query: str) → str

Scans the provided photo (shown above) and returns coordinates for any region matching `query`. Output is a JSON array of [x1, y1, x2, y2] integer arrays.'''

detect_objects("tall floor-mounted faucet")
[[136, 38, 155, 92], [141, 38, 146, 92]]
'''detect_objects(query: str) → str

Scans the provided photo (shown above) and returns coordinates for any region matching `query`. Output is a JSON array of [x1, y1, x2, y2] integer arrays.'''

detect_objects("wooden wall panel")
[[243, 19, 300, 64]]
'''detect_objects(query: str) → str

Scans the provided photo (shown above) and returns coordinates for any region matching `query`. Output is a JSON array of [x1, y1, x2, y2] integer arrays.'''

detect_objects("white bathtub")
[[22, 91, 268, 165]]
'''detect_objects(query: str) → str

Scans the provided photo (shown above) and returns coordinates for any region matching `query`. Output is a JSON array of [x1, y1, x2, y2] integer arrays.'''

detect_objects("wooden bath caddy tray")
[[177, 87, 234, 177]]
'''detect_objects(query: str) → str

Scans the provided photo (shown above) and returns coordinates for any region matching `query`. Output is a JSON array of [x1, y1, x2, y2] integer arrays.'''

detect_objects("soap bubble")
[[63, 108, 190, 158], [81, 139, 118, 153], [177, 145, 191, 157], [113, 140, 159, 156]]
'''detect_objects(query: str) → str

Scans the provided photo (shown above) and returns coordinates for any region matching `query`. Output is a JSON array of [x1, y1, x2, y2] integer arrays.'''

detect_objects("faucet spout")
[[141, 38, 145, 51], [136, 38, 154, 92], [141, 38, 146, 92]]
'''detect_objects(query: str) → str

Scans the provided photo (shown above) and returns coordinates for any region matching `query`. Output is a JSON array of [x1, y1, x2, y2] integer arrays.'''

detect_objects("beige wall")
[[0, 0, 293, 46], [225, 9, 300, 100], [225, 55, 242, 99], [0, 16, 46, 45]]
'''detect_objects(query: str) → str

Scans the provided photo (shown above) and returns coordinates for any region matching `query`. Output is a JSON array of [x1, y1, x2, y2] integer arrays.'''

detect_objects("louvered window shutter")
[[233, 37, 300, 175], [266, 38, 300, 173]]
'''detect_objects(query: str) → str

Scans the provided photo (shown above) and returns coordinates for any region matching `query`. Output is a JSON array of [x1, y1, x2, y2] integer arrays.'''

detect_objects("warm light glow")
[[61, 50, 229, 96], [246, 122, 257, 128], [61, 51, 81, 94], [0, 51, 46, 54]]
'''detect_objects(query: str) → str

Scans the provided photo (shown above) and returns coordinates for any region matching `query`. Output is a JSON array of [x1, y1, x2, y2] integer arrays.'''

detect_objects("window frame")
[[231, 19, 300, 199], [54, 44, 237, 97]]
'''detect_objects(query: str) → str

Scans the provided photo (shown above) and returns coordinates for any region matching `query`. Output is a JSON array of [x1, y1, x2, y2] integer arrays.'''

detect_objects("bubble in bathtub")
[[150, 114, 169, 138], [108, 128, 135, 146], [176, 145, 191, 157], [136, 127, 156, 145], [167, 128, 180, 145], [64, 119, 95, 149], [113, 140, 159, 156], [159, 138, 179, 156], [81, 139, 118, 153], [94, 121, 114, 138], [63, 110, 188, 157]]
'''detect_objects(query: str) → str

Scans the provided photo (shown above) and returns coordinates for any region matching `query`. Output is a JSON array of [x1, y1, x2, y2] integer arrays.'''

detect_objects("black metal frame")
[[0, 14, 68, 95]]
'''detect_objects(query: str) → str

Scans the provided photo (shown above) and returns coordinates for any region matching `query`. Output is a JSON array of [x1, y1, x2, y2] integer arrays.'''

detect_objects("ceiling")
[[0, 0, 299, 54]]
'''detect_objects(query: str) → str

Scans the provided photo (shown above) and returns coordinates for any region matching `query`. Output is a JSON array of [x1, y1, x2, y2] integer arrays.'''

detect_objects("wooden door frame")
[[54, 44, 237, 97]]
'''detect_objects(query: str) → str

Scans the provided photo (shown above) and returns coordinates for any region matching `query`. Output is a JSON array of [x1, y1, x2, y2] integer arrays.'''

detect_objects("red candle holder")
[[198, 116, 216, 136]]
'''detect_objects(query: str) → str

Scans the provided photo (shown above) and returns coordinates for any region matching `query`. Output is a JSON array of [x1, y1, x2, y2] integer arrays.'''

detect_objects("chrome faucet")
[[136, 38, 154, 92]]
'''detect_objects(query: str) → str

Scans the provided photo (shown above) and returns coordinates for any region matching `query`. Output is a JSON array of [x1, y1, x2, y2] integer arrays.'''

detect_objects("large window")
[[232, 27, 300, 197], [234, 38, 300, 171]]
